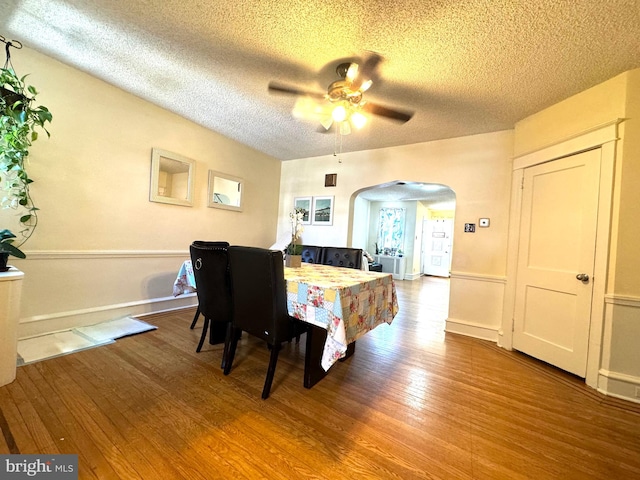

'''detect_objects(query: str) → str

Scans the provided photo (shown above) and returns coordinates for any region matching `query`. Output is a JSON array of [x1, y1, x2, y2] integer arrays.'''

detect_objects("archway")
[[349, 180, 456, 280]]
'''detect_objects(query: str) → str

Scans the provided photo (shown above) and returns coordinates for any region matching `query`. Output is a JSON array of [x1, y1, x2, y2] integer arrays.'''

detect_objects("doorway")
[[503, 121, 617, 388], [350, 180, 456, 282], [421, 218, 453, 277], [512, 149, 600, 377]]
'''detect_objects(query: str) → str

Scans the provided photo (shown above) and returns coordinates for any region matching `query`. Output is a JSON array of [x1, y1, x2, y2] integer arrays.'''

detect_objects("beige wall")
[[1, 48, 281, 336], [615, 69, 640, 296], [278, 130, 514, 338], [279, 130, 514, 275]]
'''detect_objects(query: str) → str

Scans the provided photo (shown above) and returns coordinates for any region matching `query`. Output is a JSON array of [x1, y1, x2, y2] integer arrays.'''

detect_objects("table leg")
[[339, 341, 356, 361], [209, 322, 228, 345], [303, 326, 357, 388], [304, 325, 328, 389]]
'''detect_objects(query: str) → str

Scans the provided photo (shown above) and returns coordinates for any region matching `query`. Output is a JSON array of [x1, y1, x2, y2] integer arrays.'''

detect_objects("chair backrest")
[[300, 245, 322, 264], [321, 247, 363, 269], [189, 241, 232, 322], [228, 246, 294, 345]]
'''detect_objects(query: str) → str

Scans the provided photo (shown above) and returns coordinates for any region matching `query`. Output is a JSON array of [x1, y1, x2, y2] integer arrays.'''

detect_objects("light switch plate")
[[479, 218, 490, 227]]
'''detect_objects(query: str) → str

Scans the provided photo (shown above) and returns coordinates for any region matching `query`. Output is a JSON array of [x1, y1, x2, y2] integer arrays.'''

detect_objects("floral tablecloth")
[[284, 263, 398, 371], [173, 260, 196, 297]]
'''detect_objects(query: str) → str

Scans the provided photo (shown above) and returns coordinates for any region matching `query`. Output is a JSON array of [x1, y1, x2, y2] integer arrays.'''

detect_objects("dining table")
[[173, 259, 399, 388], [284, 263, 398, 387]]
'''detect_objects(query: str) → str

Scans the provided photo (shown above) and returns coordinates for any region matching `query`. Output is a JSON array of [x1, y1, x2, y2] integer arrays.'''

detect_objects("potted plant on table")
[[0, 66, 52, 254], [285, 207, 305, 268]]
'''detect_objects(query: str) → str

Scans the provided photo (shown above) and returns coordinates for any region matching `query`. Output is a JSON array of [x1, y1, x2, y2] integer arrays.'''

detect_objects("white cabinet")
[[0, 267, 24, 386], [374, 255, 405, 280]]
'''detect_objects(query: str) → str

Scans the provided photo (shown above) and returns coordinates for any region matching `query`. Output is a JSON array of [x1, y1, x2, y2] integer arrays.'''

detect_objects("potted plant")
[[285, 208, 305, 267], [0, 229, 25, 272], [0, 67, 52, 251]]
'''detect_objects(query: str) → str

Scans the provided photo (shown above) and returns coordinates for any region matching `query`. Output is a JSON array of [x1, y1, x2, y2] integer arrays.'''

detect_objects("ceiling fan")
[[268, 53, 413, 135]]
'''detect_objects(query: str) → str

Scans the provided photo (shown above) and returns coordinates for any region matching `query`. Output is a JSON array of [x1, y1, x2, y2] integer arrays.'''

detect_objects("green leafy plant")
[[0, 67, 52, 251], [0, 228, 26, 271], [0, 229, 25, 258]]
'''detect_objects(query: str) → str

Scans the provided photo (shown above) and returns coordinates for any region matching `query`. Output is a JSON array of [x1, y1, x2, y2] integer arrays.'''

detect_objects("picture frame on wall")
[[294, 196, 312, 225], [312, 196, 334, 225]]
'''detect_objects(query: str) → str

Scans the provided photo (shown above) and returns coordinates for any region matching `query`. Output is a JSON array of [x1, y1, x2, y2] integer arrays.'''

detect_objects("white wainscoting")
[[597, 295, 640, 404], [14, 250, 197, 339], [446, 271, 506, 342]]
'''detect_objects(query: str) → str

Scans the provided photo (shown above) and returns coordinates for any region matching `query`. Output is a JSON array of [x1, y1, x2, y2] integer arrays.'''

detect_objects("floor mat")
[[74, 316, 157, 343], [17, 317, 156, 366]]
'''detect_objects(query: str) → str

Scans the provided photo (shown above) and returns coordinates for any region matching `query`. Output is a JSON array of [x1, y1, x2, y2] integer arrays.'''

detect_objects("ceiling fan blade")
[[268, 82, 325, 100], [362, 101, 414, 123], [351, 51, 383, 90]]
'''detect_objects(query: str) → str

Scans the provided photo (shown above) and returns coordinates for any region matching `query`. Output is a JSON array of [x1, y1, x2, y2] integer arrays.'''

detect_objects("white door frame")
[[500, 120, 620, 388]]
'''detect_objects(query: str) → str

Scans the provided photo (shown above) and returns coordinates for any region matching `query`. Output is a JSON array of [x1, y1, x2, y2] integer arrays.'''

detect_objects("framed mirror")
[[150, 148, 195, 207], [208, 170, 243, 212]]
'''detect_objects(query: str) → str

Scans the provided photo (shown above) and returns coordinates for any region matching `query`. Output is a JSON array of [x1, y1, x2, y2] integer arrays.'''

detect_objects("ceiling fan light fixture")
[[339, 121, 351, 135], [359, 79, 373, 92], [332, 104, 348, 122], [320, 117, 334, 130], [345, 62, 358, 82], [351, 111, 367, 129]]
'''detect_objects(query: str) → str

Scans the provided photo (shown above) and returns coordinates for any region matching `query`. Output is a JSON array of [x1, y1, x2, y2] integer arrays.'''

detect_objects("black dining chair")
[[224, 246, 307, 399], [300, 245, 322, 264], [321, 247, 363, 269], [189, 241, 232, 357], [189, 241, 229, 329]]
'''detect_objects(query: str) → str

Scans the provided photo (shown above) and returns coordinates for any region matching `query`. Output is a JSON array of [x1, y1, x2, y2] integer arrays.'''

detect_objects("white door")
[[422, 218, 453, 277], [513, 149, 600, 377]]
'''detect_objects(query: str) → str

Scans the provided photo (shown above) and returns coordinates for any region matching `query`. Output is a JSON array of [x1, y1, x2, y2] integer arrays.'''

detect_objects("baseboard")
[[404, 272, 421, 281], [18, 294, 198, 339], [598, 369, 640, 405], [445, 318, 499, 342]]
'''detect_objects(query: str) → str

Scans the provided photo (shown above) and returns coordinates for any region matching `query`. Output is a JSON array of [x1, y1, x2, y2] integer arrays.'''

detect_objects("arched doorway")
[[350, 180, 456, 280]]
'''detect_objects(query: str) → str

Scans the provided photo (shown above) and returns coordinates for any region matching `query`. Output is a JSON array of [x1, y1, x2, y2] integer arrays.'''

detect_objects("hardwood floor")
[[1, 276, 639, 479]]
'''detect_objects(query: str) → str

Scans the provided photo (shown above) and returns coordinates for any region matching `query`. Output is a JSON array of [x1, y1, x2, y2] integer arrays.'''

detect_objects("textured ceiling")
[[1, 0, 640, 161]]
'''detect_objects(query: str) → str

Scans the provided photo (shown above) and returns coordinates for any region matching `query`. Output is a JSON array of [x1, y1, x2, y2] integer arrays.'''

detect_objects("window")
[[377, 208, 405, 255]]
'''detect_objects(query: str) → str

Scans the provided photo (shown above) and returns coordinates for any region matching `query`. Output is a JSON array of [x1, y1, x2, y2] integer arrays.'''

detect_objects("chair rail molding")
[[20, 250, 189, 260], [18, 294, 197, 340]]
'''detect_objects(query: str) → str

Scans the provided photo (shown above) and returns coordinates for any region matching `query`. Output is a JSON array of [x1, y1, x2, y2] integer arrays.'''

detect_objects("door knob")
[[576, 273, 590, 283]]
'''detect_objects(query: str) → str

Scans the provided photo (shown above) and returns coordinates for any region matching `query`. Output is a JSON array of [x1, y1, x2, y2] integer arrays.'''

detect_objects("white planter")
[[0, 266, 24, 386]]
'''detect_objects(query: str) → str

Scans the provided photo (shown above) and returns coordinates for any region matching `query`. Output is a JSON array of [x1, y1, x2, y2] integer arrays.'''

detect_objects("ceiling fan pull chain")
[[333, 126, 343, 163]]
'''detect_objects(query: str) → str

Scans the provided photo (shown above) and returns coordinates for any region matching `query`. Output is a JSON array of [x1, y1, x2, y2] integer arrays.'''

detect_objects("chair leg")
[[262, 343, 281, 399], [223, 327, 241, 375], [190, 306, 201, 329], [196, 317, 209, 353], [221, 323, 235, 370]]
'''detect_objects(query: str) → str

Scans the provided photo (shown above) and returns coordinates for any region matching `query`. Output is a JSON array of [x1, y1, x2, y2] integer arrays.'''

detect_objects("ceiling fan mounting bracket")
[[327, 80, 362, 104]]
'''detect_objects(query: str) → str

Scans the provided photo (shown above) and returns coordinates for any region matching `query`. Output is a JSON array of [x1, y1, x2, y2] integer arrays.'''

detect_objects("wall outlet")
[[635, 386, 640, 398]]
